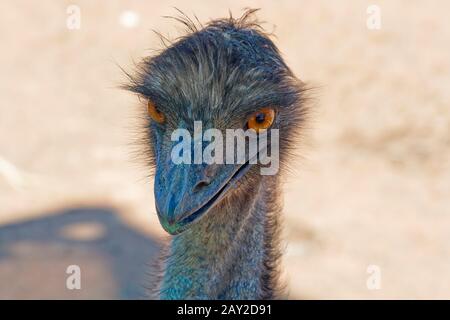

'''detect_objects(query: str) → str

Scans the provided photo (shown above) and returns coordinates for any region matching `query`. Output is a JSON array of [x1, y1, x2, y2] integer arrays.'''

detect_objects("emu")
[[124, 10, 308, 299]]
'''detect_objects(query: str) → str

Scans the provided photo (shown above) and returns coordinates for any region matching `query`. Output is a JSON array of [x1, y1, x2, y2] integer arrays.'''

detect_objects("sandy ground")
[[0, 0, 449, 299]]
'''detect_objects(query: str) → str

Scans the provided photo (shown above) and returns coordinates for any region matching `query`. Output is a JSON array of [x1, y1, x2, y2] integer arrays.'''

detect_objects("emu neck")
[[159, 179, 279, 299]]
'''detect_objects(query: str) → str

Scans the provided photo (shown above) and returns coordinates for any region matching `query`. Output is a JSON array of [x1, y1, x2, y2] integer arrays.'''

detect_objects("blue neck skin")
[[159, 183, 267, 299]]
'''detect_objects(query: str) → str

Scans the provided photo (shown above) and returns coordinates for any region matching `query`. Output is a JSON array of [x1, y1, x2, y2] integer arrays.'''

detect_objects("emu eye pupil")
[[147, 100, 165, 124], [246, 107, 275, 132], [255, 113, 266, 123]]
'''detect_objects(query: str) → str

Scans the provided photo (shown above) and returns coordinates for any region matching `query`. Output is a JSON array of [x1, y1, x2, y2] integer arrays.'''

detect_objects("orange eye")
[[247, 108, 275, 132], [147, 100, 165, 124]]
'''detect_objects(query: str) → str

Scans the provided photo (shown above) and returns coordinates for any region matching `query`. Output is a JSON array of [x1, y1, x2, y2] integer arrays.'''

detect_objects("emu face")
[[127, 19, 305, 235]]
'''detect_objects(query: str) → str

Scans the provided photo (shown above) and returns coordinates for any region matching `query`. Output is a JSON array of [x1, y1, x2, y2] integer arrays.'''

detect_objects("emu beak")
[[154, 161, 251, 235]]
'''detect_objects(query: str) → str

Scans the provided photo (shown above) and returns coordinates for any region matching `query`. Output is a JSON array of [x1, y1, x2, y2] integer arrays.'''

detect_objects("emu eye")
[[147, 100, 165, 124], [247, 108, 275, 132]]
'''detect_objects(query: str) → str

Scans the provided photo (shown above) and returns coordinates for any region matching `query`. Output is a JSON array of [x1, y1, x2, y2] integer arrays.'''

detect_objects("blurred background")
[[0, 0, 449, 299]]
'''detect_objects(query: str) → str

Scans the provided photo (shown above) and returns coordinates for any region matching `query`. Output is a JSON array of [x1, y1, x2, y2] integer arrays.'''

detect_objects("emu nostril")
[[193, 179, 211, 192]]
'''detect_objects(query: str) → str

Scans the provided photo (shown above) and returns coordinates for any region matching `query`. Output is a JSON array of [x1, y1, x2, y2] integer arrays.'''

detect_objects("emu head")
[[126, 12, 306, 235]]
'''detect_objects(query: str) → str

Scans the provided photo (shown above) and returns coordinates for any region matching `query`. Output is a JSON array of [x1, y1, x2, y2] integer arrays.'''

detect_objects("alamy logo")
[[66, 265, 81, 290], [366, 5, 382, 30], [170, 121, 280, 175], [366, 265, 382, 290], [66, 5, 81, 30]]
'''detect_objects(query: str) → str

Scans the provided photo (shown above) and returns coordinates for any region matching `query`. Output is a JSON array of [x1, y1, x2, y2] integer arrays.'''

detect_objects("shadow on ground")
[[0, 207, 161, 299]]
